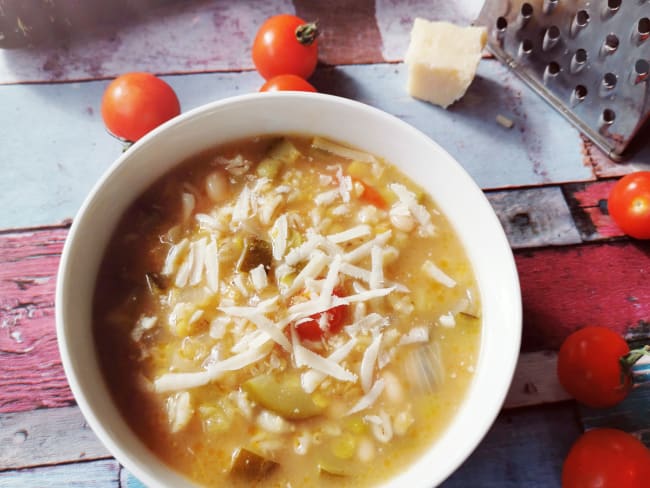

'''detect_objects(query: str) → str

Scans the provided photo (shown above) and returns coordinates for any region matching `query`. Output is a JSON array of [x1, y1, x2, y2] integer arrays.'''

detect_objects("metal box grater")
[[476, 0, 650, 160]]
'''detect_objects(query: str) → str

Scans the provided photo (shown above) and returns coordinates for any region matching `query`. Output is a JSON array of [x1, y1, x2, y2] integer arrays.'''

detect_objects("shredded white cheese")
[[343, 230, 392, 263], [248, 314, 291, 352], [189, 238, 207, 286], [360, 333, 383, 393], [389, 183, 435, 236], [326, 224, 371, 244], [314, 189, 339, 206], [250, 264, 268, 291], [232, 185, 251, 223], [439, 313, 456, 328], [270, 214, 288, 261], [423, 260, 457, 288], [204, 239, 219, 292], [369, 245, 384, 290], [166, 391, 194, 433], [162, 238, 189, 276], [301, 338, 358, 393], [312, 137, 378, 163], [398, 326, 429, 344], [293, 341, 357, 383], [154, 347, 269, 392], [347, 378, 386, 415], [285, 250, 330, 295]]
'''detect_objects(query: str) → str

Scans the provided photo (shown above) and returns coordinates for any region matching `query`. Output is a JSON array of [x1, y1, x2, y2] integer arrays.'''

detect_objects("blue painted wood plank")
[[0, 460, 120, 487], [0, 60, 594, 229], [0, 0, 295, 84], [0, 0, 486, 84], [579, 381, 650, 446], [442, 403, 580, 488], [311, 61, 594, 189]]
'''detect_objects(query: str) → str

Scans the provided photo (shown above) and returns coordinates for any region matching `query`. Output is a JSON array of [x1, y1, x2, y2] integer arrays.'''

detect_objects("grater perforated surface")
[[477, 0, 649, 160]]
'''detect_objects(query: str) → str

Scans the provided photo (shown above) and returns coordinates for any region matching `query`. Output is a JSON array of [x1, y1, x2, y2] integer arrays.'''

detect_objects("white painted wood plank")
[[487, 187, 582, 249], [0, 406, 109, 469], [504, 351, 571, 409], [0, 0, 293, 84], [0, 61, 594, 229], [0, 460, 120, 487]]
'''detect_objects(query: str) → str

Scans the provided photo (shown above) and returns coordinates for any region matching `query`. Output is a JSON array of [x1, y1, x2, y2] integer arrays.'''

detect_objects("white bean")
[[205, 170, 229, 203]]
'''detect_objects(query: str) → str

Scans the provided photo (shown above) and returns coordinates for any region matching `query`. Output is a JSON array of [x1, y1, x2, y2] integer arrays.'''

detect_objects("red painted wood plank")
[[516, 241, 650, 351], [582, 135, 650, 178], [562, 180, 622, 241], [293, 0, 384, 66], [2, 226, 649, 412], [0, 226, 74, 413]]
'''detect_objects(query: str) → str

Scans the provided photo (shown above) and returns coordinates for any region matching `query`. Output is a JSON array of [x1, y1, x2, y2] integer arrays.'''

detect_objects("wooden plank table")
[[1, 1, 649, 486]]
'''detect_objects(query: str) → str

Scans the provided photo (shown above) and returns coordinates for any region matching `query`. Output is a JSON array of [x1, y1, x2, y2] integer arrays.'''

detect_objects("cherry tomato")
[[101, 72, 180, 142], [557, 326, 646, 408], [260, 74, 317, 92], [252, 14, 319, 80], [295, 292, 348, 342], [608, 171, 650, 239], [562, 428, 650, 488]]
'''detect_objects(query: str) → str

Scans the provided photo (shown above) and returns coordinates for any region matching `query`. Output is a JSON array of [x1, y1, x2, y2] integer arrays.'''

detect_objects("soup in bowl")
[[56, 92, 521, 488]]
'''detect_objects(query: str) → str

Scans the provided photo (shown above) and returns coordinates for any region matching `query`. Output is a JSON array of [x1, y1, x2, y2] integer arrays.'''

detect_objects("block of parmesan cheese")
[[405, 19, 487, 108]]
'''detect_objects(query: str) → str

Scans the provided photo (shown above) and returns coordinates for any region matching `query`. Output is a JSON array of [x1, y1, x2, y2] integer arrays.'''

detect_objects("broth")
[[93, 135, 481, 487]]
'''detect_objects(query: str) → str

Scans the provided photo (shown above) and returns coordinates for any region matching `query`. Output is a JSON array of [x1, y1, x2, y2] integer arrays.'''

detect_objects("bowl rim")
[[56, 91, 522, 488]]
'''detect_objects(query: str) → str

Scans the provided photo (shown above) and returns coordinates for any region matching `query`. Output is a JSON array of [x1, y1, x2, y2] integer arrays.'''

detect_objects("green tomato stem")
[[619, 345, 650, 384], [295, 21, 319, 46]]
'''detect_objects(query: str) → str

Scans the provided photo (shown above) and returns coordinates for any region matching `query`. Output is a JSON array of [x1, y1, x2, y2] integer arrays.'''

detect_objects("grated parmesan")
[[154, 347, 269, 392], [250, 264, 268, 291], [301, 338, 358, 393], [389, 183, 435, 236], [162, 238, 189, 276], [347, 378, 386, 415], [204, 239, 219, 292], [360, 333, 383, 393], [326, 225, 371, 244], [293, 337, 357, 383], [423, 260, 457, 288], [270, 214, 288, 261]]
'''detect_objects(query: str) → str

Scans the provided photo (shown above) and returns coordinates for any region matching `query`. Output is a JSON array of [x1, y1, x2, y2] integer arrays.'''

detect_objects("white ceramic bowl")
[[56, 92, 521, 488]]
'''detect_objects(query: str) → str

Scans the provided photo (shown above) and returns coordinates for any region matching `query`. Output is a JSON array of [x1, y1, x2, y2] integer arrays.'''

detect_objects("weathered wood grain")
[[516, 241, 650, 351], [108, 404, 584, 488], [3, 222, 650, 411], [486, 187, 582, 249], [504, 351, 571, 409], [0, 0, 489, 84], [0, 226, 74, 414], [582, 134, 650, 179], [0, 61, 595, 228], [0, 459, 120, 487], [294, 0, 384, 66], [443, 403, 581, 487], [0, 406, 109, 469], [375, 0, 485, 61], [0, 0, 295, 84], [562, 180, 621, 241], [0, 348, 591, 469]]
